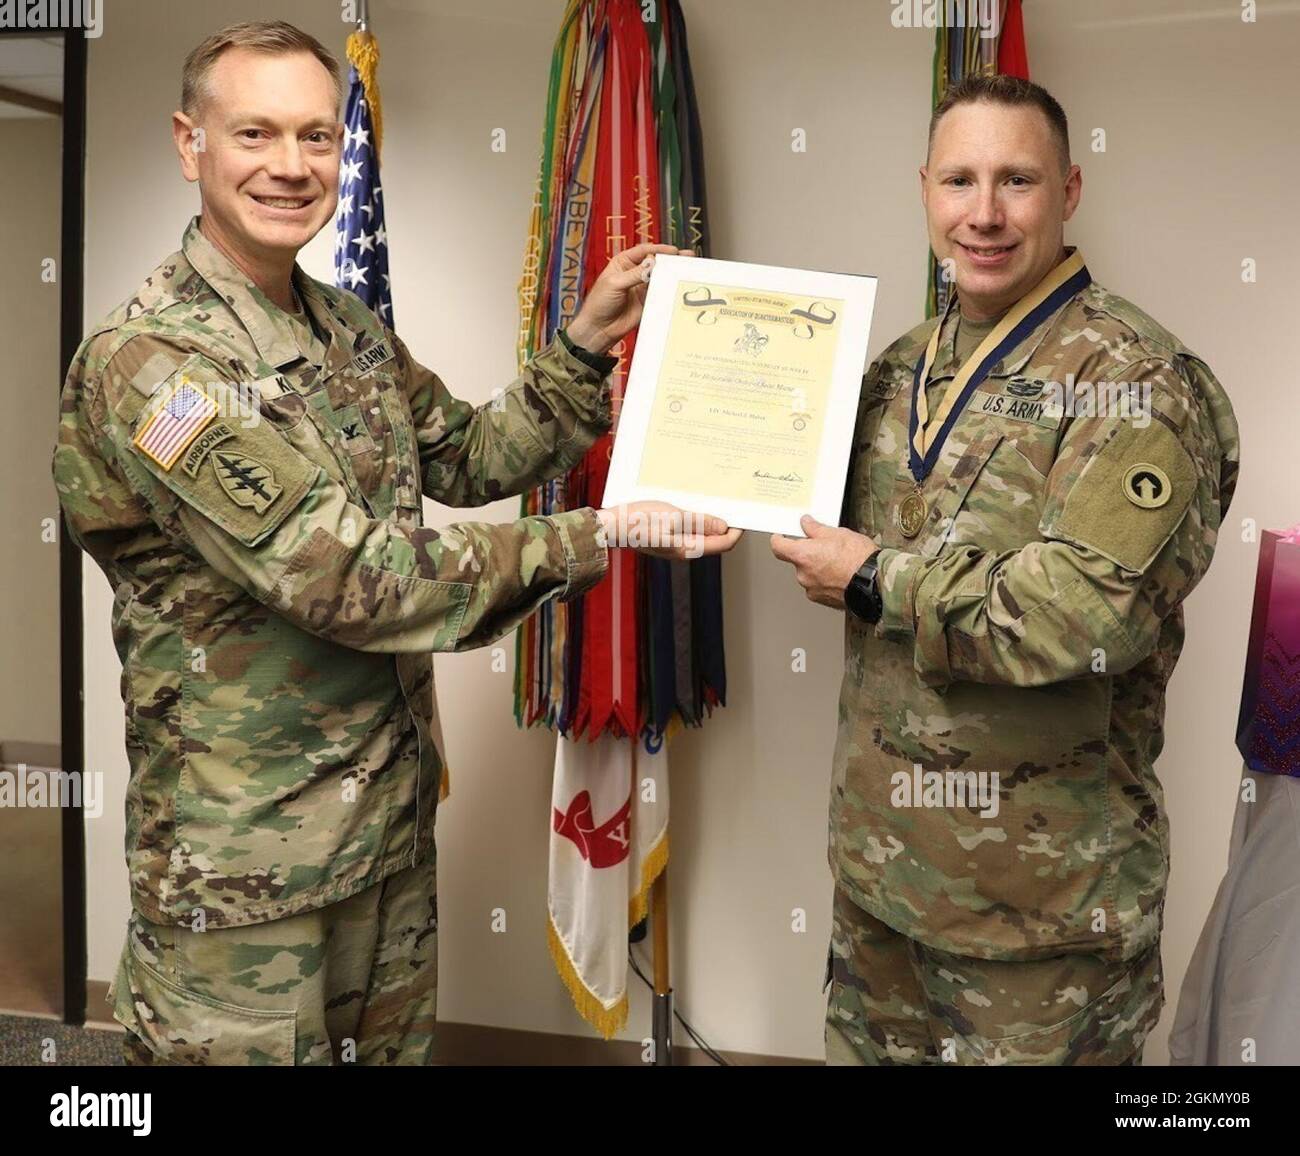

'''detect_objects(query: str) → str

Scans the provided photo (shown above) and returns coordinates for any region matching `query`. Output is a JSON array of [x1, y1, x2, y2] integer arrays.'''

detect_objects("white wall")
[[0, 115, 61, 749], [80, 0, 1297, 1063]]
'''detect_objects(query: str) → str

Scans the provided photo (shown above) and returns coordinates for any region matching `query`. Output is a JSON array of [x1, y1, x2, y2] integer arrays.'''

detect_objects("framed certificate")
[[602, 255, 877, 536]]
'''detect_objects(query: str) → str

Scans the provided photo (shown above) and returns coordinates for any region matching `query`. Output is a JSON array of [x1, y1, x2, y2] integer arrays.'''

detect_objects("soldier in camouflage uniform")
[[53, 21, 735, 1065], [772, 76, 1239, 1064]]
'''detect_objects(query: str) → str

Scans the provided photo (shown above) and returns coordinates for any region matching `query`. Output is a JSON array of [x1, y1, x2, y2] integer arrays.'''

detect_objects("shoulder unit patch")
[[211, 450, 283, 515]]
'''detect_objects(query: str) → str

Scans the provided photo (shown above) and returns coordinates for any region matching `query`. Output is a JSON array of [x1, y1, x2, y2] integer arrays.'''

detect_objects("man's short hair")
[[928, 74, 1071, 173], [181, 20, 343, 118]]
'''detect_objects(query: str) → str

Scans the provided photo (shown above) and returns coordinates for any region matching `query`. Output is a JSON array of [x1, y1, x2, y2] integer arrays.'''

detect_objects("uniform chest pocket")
[[371, 371, 422, 514], [253, 371, 389, 516], [254, 379, 352, 492], [317, 368, 393, 507], [334, 401, 380, 456], [966, 381, 1065, 473], [314, 368, 422, 519], [847, 377, 905, 535], [268, 367, 409, 518], [936, 384, 1065, 553]]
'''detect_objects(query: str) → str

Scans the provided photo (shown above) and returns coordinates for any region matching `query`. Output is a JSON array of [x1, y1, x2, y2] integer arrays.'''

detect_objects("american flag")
[[132, 381, 217, 470], [334, 63, 393, 326]]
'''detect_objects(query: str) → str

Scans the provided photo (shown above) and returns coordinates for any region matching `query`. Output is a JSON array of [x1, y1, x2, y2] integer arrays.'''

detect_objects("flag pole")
[[633, 729, 673, 1065], [635, 730, 673, 1065], [651, 864, 672, 1065]]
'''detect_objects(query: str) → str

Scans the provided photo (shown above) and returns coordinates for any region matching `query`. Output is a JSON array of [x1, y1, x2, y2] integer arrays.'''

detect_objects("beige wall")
[[80, 0, 1296, 1063], [0, 116, 61, 749]]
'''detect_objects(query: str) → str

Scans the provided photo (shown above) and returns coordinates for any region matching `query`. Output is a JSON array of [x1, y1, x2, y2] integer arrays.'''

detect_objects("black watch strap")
[[558, 327, 619, 375], [845, 551, 883, 624]]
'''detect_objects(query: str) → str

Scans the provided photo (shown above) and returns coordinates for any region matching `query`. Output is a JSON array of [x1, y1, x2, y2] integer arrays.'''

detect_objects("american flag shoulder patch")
[[131, 376, 219, 471]]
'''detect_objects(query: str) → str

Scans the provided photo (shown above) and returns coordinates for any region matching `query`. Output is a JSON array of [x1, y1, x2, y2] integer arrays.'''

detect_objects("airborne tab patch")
[[351, 339, 395, 376], [181, 422, 236, 477]]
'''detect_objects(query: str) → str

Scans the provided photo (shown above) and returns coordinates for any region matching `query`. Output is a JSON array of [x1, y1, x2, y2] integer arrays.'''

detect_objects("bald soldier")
[[53, 20, 738, 1066], [772, 75, 1239, 1065]]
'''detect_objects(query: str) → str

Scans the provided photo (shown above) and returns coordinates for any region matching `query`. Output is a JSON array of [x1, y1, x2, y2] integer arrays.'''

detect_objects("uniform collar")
[[931, 246, 1088, 381], [182, 215, 359, 373], [928, 309, 965, 380]]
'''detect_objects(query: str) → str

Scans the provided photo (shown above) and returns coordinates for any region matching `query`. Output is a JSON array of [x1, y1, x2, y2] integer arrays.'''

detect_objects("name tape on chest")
[[351, 339, 395, 377], [969, 389, 1063, 430]]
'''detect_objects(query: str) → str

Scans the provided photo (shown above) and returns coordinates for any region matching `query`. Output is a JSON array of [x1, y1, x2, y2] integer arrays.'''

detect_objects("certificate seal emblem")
[[898, 489, 928, 538]]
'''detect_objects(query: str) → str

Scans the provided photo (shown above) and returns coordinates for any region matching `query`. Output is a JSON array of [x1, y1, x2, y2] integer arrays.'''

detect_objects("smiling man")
[[771, 75, 1240, 1065], [53, 20, 736, 1066]]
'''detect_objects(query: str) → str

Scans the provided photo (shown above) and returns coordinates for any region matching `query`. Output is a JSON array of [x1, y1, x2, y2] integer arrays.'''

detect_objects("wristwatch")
[[844, 550, 883, 624], [558, 327, 619, 375]]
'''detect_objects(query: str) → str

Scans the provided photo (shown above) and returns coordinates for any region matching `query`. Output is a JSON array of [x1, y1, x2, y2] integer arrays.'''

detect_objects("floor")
[[0, 1013, 121, 1066], [0, 764, 63, 1021]]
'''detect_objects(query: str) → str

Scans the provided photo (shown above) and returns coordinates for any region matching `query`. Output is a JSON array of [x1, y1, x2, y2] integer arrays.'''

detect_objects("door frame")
[[0, 24, 88, 1026], [58, 27, 89, 1028], [8, 25, 95, 1028]]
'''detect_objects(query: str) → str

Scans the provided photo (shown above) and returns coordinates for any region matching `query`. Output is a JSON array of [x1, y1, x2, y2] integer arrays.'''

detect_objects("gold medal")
[[898, 487, 928, 538]]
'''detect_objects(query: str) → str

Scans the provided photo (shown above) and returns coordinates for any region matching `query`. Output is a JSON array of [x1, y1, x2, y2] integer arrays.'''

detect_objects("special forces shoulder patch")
[[132, 377, 218, 470], [211, 449, 283, 515]]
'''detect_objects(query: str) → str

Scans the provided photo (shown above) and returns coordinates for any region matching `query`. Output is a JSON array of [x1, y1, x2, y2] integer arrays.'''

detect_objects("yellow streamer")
[[346, 30, 384, 159]]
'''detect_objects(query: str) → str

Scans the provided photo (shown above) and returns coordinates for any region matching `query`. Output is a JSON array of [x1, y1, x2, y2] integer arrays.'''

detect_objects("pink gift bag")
[[1236, 527, 1300, 777]]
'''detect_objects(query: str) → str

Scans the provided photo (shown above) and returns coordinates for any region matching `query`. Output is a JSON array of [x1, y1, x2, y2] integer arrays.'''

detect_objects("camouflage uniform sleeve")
[[76, 334, 608, 654], [839, 361, 885, 528], [390, 328, 614, 507], [873, 358, 1228, 689]]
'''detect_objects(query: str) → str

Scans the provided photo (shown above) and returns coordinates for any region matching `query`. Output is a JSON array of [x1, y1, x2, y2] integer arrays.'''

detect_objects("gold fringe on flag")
[[547, 917, 629, 1040], [346, 30, 384, 158], [546, 829, 670, 1041], [628, 829, 669, 930]]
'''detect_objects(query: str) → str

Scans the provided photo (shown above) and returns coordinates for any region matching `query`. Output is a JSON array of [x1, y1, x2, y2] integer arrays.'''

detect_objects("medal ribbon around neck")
[[908, 249, 1091, 483]]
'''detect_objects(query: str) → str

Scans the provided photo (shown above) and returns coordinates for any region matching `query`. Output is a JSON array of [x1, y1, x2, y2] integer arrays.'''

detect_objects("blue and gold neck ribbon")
[[908, 248, 1090, 484]]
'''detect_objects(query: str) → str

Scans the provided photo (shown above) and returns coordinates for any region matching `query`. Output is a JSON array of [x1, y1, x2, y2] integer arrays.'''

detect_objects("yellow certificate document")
[[604, 256, 877, 535]]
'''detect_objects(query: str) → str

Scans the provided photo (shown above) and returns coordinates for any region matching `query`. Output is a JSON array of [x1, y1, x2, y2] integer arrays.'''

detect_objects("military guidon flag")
[[335, 30, 393, 325], [517, 0, 719, 1041]]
